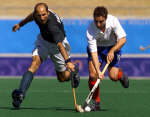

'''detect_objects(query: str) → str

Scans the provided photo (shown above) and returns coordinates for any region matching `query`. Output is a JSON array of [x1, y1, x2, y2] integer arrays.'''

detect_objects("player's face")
[[94, 16, 106, 31], [35, 6, 49, 24]]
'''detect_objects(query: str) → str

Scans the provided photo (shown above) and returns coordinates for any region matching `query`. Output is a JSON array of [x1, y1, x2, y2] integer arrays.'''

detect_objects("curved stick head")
[[76, 104, 84, 113]]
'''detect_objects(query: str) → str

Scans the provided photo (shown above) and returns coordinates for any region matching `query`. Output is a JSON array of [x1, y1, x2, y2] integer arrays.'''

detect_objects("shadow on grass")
[[0, 106, 109, 112], [0, 106, 75, 112]]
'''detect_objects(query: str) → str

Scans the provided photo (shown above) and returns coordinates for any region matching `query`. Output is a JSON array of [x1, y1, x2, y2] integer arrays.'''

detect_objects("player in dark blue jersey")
[[11, 2, 80, 109]]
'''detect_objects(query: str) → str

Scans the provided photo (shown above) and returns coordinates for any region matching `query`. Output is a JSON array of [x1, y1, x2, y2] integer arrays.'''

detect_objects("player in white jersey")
[[86, 6, 129, 111]]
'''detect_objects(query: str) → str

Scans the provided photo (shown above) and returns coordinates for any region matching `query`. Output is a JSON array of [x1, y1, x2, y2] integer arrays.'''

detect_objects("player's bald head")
[[34, 3, 48, 13], [33, 3, 49, 24]]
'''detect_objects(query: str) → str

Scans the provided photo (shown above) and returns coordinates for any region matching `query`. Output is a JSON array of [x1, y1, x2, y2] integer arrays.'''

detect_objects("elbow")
[[124, 37, 127, 43], [123, 38, 127, 45], [121, 37, 127, 45], [57, 42, 62, 47]]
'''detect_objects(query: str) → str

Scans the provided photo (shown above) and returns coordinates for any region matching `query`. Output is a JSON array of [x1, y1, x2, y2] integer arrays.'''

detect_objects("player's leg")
[[20, 55, 41, 93], [108, 51, 129, 88], [56, 63, 80, 88], [49, 38, 80, 88], [85, 47, 103, 111], [56, 70, 70, 82], [12, 34, 48, 109], [12, 55, 42, 109], [51, 53, 80, 88], [108, 66, 129, 88], [87, 60, 101, 111]]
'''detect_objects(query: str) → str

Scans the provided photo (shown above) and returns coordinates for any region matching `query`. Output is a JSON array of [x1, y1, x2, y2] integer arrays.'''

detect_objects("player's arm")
[[87, 29, 104, 80], [107, 16, 127, 63], [48, 21, 75, 71], [107, 37, 126, 62], [57, 42, 74, 71], [90, 51, 104, 80], [12, 13, 34, 32], [111, 37, 126, 52], [110, 16, 127, 53]]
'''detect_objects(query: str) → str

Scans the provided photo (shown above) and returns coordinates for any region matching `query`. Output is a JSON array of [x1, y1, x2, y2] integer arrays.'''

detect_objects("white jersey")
[[87, 14, 126, 52]]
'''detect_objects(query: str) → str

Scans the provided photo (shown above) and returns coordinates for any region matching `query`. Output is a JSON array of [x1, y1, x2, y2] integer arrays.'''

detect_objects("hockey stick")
[[82, 63, 109, 108], [72, 88, 77, 107], [140, 45, 150, 51], [72, 88, 84, 112]]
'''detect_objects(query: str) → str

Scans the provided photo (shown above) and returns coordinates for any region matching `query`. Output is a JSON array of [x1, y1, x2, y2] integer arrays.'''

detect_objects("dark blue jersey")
[[34, 10, 66, 44]]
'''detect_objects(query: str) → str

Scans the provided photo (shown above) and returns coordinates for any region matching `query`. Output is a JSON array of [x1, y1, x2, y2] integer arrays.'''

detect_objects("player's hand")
[[107, 50, 114, 63], [66, 62, 75, 72], [139, 46, 145, 51], [12, 24, 20, 32], [98, 72, 104, 80]]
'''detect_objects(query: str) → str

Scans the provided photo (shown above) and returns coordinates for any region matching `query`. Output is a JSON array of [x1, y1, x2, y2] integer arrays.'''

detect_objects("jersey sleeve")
[[86, 23, 97, 52], [113, 17, 126, 40]]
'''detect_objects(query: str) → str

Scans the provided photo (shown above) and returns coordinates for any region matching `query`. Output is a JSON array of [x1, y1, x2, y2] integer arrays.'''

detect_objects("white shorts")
[[32, 34, 71, 72]]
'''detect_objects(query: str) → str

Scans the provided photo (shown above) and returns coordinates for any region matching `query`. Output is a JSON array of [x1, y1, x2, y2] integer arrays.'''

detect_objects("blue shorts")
[[87, 46, 121, 68]]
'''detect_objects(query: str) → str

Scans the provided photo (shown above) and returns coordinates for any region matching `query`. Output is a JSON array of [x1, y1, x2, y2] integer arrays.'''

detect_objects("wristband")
[[65, 58, 71, 64]]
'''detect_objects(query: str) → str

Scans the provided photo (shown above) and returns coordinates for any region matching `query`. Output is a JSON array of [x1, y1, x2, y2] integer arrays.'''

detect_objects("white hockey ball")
[[84, 106, 91, 112]]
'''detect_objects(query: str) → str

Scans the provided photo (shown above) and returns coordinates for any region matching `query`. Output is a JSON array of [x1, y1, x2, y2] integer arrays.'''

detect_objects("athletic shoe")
[[71, 64, 80, 88], [12, 89, 24, 109], [120, 74, 129, 88], [84, 100, 100, 112]]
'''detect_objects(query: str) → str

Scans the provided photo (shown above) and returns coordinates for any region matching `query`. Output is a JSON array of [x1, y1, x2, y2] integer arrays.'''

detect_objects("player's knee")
[[57, 76, 65, 82], [89, 73, 97, 81], [56, 72, 69, 82], [29, 61, 41, 73], [109, 73, 118, 81]]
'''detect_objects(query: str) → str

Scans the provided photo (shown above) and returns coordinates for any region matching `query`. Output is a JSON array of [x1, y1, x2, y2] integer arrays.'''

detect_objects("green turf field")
[[0, 78, 150, 117]]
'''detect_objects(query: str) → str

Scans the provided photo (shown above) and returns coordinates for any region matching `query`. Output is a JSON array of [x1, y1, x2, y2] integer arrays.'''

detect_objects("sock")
[[19, 71, 33, 95], [118, 69, 123, 80], [88, 79, 100, 104]]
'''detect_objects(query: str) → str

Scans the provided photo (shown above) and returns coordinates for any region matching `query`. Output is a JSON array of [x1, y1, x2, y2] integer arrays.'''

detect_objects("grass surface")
[[0, 78, 150, 117]]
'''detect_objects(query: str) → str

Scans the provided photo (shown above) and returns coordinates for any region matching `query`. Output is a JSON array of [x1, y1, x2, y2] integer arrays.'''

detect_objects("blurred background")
[[0, 0, 150, 77], [1, 0, 150, 18]]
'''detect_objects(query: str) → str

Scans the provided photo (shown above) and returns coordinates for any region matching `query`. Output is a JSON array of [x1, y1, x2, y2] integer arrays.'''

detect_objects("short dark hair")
[[93, 6, 108, 19], [34, 3, 48, 13]]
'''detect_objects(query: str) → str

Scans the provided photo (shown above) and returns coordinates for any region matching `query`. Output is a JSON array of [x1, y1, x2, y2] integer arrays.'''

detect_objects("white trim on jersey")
[[48, 9, 62, 23]]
